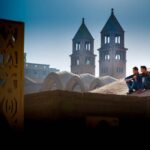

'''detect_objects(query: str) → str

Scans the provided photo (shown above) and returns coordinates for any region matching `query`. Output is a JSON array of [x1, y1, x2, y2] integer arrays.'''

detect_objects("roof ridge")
[[73, 18, 94, 40], [101, 9, 124, 33]]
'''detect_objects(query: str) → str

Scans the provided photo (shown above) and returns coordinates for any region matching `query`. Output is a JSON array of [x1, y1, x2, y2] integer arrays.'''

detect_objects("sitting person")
[[125, 67, 142, 94], [140, 66, 150, 89]]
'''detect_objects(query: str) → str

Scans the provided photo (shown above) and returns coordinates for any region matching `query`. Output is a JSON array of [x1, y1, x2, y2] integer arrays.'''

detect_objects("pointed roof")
[[101, 9, 124, 33], [73, 18, 94, 40]]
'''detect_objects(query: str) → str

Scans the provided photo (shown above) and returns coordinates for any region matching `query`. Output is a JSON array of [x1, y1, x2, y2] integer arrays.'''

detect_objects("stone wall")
[[25, 90, 150, 123]]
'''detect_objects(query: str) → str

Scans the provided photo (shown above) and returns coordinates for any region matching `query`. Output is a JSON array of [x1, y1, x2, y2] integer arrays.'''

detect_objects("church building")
[[70, 18, 96, 75], [98, 9, 127, 79]]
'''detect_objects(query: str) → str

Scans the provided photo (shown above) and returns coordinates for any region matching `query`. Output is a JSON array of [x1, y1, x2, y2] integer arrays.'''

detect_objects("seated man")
[[125, 67, 142, 94], [141, 66, 150, 89]]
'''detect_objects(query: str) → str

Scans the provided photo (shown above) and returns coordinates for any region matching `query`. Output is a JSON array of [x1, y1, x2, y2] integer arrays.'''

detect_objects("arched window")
[[108, 36, 110, 43], [104, 36, 110, 44], [105, 54, 110, 60], [75, 42, 80, 51], [118, 36, 120, 43], [85, 42, 91, 51], [115, 36, 121, 44], [76, 59, 79, 65], [115, 54, 121, 60], [117, 68, 124, 73], [101, 67, 108, 73], [86, 58, 90, 65]]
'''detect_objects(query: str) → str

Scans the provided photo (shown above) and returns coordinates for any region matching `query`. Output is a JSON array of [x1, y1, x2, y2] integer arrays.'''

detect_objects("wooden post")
[[0, 19, 24, 129]]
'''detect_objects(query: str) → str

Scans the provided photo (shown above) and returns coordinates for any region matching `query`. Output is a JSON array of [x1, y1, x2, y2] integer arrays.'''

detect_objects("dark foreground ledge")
[[24, 90, 150, 135], [1, 90, 150, 145], [25, 90, 150, 120]]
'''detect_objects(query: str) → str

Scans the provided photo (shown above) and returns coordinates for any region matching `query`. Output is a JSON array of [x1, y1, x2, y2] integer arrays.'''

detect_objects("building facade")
[[24, 53, 59, 81], [98, 9, 127, 79], [70, 18, 96, 76]]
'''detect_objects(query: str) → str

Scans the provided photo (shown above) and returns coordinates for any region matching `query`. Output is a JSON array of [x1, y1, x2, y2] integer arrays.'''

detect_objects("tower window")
[[115, 36, 121, 44], [85, 42, 91, 51], [76, 43, 80, 51], [86, 58, 90, 65], [108, 37, 110, 43], [105, 54, 110, 60], [104, 36, 110, 44], [76, 59, 79, 65], [117, 68, 123, 73], [115, 54, 121, 60], [101, 67, 108, 73]]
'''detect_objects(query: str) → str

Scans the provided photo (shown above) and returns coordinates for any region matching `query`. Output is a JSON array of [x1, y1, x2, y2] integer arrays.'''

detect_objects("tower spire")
[[111, 8, 114, 15], [82, 18, 85, 24]]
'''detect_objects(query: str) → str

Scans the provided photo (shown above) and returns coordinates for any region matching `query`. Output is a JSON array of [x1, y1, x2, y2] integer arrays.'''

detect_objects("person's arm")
[[125, 75, 134, 82], [136, 74, 142, 81]]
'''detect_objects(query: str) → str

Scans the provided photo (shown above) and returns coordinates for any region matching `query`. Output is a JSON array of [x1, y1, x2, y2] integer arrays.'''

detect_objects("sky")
[[1, 0, 150, 76]]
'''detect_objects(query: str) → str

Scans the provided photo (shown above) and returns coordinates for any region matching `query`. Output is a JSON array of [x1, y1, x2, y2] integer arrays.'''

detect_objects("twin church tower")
[[70, 9, 127, 79]]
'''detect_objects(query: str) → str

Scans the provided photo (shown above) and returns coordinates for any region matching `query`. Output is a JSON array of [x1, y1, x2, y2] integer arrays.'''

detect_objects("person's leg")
[[134, 80, 144, 94], [131, 81, 138, 91], [125, 75, 134, 94], [144, 77, 150, 89], [126, 80, 133, 91], [126, 80, 135, 94], [136, 76, 143, 90]]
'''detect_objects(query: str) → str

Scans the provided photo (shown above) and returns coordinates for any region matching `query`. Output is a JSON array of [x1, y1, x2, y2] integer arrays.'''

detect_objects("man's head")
[[133, 67, 139, 74], [141, 66, 147, 74]]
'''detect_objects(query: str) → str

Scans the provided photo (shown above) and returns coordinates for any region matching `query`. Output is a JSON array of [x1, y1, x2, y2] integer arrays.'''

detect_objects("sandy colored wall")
[[25, 90, 150, 122]]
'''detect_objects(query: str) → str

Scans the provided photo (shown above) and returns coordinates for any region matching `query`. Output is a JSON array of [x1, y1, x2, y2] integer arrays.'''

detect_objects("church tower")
[[98, 9, 127, 79], [70, 18, 96, 75]]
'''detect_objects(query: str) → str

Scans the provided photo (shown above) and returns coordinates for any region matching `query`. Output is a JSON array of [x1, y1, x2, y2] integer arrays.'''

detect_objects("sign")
[[0, 19, 24, 129]]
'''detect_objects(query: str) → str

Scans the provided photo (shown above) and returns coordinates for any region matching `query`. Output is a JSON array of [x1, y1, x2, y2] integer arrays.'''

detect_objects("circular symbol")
[[3, 97, 17, 118]]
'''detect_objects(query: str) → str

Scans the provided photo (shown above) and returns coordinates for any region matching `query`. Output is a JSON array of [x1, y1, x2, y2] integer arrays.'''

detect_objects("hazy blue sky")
[[1, 0, 150, 76]]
